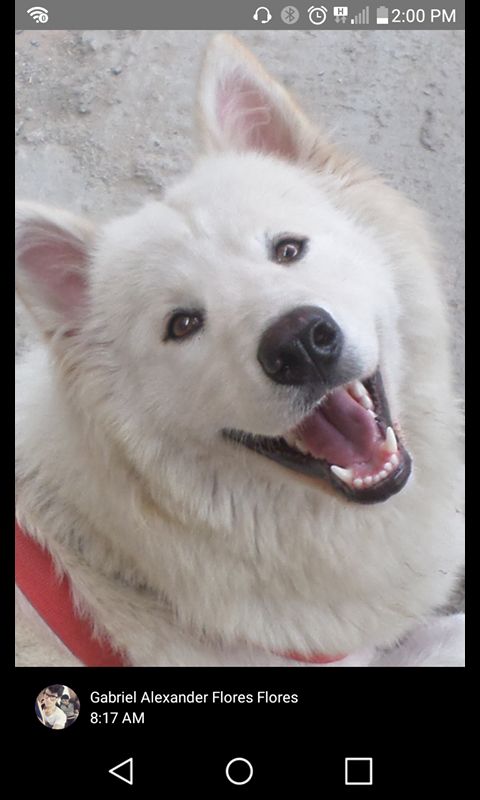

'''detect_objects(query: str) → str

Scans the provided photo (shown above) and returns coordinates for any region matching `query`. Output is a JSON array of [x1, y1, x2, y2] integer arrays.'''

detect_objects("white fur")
[[15, 34, 464, 667]]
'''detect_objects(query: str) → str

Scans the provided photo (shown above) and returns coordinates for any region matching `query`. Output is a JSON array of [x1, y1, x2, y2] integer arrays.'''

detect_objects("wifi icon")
[[27, 6, 49, 23]]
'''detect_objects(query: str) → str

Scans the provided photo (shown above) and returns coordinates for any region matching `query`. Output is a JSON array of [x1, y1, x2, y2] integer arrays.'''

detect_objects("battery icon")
[[376, 5, 389, 24]]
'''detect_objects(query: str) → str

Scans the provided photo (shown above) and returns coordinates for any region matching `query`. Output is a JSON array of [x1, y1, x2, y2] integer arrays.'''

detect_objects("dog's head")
[[16, 34, 413, 504]]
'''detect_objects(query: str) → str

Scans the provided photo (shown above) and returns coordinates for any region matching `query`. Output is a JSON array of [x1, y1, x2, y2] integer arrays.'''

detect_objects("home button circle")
[[225, 757, 254, 785]]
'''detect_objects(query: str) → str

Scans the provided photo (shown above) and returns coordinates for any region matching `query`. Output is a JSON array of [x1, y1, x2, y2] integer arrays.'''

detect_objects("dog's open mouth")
[[224, 369, 412, 504]]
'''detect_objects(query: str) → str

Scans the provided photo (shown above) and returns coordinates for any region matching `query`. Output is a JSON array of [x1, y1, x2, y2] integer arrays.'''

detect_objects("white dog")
[[15, 34, 464, 666]]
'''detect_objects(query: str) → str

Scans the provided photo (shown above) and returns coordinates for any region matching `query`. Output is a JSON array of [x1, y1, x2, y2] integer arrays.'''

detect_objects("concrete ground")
[[15, 29, 464, 608]]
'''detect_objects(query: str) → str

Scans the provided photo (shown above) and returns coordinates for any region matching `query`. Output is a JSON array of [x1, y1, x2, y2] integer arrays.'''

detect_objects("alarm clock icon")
[[308, 5, 328, 25]]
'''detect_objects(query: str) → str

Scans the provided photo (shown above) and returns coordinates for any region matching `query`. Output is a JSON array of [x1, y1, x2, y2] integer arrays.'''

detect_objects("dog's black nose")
[[257, 305, 344, 386]]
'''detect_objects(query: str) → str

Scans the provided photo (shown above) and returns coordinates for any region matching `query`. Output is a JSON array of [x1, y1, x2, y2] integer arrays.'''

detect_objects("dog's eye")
[[272, 236, 308, 264], [166, 311, 204, 342]]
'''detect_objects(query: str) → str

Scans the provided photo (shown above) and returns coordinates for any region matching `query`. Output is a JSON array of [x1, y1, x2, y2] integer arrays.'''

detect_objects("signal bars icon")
[[350, 5, 370, 23], [27, 6, 49, 23]]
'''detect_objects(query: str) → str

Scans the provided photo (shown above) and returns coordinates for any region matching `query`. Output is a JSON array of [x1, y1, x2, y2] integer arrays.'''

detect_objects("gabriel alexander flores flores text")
[[90, 690, 299, 704]]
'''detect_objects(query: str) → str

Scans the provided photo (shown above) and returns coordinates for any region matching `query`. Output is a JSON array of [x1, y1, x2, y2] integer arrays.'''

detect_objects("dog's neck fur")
[[16, 343, 463, 658]]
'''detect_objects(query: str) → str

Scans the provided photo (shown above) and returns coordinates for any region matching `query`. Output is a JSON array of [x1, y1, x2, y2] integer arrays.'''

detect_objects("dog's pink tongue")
[[295, 387, 379, 467]]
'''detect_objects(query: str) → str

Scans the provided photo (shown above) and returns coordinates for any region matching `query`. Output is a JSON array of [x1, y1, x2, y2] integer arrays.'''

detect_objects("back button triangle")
[[108, 757, 133, 785]]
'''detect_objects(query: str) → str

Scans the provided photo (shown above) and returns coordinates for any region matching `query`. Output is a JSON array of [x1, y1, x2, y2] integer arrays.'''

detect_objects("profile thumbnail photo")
[[35, 685, 80, 730]]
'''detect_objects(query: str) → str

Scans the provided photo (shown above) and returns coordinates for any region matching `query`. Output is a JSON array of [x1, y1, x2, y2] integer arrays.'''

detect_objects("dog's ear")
[[15, 202, 95, 338], [197, 34, 318, 161]]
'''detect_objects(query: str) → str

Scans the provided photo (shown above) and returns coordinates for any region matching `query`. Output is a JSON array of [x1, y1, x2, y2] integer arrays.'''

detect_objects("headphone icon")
[[253, 6, 272, 23]]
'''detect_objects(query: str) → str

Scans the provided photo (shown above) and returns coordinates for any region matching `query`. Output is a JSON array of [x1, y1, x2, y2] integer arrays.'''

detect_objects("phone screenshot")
[[15, 0, 465, 791]]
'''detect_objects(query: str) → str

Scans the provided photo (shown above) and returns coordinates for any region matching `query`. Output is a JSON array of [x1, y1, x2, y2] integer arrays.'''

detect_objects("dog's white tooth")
[[295, 438, 310, 455], [390, 453, 399, 467], [367, 409, 377, 418], [283, 432, 297, 448], [353, 478, 364, 489], [378, 470, 388, 480], [384, 462, 393, 473], [350, 380, 367, 399], [330, 465, 353, 484], [364, 476, 373, 487], [382, 426, 398, 454], [372, 474, 381, 483], [360, 394, 374, 411]]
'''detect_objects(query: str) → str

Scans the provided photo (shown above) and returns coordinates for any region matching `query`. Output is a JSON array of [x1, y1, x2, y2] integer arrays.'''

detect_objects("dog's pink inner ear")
[[18, 227, 89, 320], [217, 72, 297, 159]]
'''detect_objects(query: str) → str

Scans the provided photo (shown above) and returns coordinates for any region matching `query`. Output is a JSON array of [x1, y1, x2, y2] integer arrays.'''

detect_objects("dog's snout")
[[257, 305, 344, 386]]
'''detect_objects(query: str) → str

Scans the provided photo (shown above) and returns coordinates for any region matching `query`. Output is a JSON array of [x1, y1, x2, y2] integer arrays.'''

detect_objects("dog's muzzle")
[[224, 306, 412, 504]]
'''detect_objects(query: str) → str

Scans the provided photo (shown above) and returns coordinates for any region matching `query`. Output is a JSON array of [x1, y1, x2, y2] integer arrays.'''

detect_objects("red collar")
[[279, 649, 346, 664], [15, 521, 344, 666], [15, 520, 128, 666]]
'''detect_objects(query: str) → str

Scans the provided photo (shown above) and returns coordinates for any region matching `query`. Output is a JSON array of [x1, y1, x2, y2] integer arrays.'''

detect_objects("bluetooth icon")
[[281, 5, 300, 24]]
